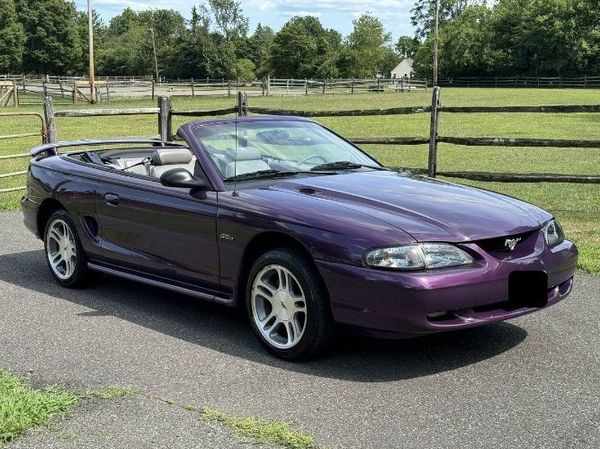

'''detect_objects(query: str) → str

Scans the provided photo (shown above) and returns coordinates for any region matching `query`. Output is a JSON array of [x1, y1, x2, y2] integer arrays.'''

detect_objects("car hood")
[[273, 171, 551, 242]]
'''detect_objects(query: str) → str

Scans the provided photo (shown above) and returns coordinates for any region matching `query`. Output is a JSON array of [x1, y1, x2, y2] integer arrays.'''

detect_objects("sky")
[[74, 0, 416, 41]]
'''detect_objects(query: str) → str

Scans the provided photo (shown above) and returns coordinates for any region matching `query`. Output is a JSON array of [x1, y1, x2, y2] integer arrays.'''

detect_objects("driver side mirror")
[[160, 168, 209, 191]]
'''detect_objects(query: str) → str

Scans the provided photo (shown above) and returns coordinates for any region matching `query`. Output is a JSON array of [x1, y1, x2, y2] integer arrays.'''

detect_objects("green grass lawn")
[[1, 88, 598, 273], [0, 370, 78, 446]]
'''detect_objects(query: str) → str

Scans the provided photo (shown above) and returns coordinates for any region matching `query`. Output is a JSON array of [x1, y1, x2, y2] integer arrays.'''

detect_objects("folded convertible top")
[[30, 138, 180, 158]]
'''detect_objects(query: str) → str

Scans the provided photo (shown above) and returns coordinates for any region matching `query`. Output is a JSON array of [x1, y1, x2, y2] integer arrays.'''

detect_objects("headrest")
[[151, 148, 193, 165], [226, 147, 262, 161]]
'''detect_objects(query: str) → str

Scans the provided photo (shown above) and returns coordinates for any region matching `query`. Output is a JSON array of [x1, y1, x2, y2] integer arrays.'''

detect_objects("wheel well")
[[37, 199, 64, 237], [236, 232, 324, 306]]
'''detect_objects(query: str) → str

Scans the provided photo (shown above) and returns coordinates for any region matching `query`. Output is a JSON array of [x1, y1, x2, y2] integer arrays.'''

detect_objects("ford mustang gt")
[[22, 117, 578, 360]]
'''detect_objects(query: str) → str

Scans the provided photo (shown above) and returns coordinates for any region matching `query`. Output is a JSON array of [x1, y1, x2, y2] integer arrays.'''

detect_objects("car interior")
[[69, 146, 302, 181]]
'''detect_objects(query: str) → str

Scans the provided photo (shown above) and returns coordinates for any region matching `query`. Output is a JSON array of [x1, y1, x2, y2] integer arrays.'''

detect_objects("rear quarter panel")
[[24, 156, 100, 257]]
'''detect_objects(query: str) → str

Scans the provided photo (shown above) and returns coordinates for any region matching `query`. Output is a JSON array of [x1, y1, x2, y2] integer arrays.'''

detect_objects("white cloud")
[[282, 10, 322, 18]]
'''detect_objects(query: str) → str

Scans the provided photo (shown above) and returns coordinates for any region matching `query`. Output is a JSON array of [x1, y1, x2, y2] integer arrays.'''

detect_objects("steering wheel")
[[299, 154, 327, 166]]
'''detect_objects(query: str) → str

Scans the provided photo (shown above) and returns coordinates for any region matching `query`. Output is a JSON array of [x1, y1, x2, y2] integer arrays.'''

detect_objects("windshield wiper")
[[224, 170, 302, 182], [310, 161, 388, 171]]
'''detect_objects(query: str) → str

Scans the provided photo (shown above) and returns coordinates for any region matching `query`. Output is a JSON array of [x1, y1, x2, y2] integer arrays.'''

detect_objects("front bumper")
[[316, 235, 578, 337]]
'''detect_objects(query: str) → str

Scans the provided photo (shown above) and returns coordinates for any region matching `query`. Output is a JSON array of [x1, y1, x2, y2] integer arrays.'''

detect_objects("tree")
[[248, 24, 275, 78], [411, 0, 486, 39], [0, 0, 26, 73], [396, 36, 420, 59], [488, 0, 578, 76], [343, 13, 391, 78], [98, 8, 187, 77], [234, 58, 255, 80], [16, 0, 83, 75], [270, 16, 340, 78], [205, 0, 248, 41]]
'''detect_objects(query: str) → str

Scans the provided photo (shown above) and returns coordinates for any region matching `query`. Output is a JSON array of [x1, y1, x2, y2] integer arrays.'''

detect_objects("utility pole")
[[150, 27, 159, 82], [433, 0, 440, 87], [87, 0, 96, 103]]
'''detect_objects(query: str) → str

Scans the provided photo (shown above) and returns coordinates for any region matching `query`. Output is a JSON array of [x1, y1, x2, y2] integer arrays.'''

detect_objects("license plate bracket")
[[508, 271, 548, 308]]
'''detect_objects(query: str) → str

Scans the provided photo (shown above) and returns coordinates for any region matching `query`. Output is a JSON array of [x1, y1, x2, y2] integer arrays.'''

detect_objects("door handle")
[[104, 193, 120, 206]]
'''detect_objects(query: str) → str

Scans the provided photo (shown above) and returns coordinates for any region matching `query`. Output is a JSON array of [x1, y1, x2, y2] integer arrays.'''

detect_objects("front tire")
[[246, 249, 335, 360], [44, 210, 90, 288]]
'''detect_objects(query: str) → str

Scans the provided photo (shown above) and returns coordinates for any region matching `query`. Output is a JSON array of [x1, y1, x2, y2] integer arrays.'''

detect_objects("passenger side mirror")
[[160, 168, 209, 191]]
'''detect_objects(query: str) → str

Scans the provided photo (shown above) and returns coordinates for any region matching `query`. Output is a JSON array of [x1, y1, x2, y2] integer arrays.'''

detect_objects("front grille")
[[475, 230, 538, 259]]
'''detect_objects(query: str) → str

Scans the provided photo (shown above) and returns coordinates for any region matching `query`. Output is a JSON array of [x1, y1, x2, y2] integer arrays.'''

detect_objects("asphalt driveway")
[[0, 212, 598, 449]]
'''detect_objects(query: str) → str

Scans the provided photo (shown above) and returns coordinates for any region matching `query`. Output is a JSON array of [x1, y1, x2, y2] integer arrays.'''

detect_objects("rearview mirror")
[[160, 168, 209, 190]]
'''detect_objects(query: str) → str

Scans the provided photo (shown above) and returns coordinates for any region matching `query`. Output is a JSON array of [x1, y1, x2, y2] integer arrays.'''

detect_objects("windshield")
[[191, 120, 381, 180]]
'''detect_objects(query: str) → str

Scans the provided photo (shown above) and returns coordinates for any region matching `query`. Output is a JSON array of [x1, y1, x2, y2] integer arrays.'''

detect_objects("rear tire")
[[246, 248, 335, 360], [43, 210, 90, 288]]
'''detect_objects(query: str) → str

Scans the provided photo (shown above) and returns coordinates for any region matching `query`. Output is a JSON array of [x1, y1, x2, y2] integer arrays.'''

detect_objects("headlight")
[[365, 243, 474, 271], [543, 219, 564, 247]]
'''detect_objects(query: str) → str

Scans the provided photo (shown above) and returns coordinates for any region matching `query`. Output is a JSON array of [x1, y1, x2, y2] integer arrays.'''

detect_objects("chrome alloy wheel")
[[46, 218, 77, 280], [251, 264, 308, 349]]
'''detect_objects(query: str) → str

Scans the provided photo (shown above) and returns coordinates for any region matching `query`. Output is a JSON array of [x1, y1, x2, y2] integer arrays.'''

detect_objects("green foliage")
[[0, 0, 26, 73], [247, 24, 275, 78], [98, 8, 186, 78], [1, 0, 600, 79], [270, 16, 341, 79], [342, 13, 392, 78], [234, 58, 256, 80], [202, 408, 318, 449], [396, 35, 420, 58], [413, 0, 600, 78], [16, 0, 83, 75], [0, 369, 78, 446]]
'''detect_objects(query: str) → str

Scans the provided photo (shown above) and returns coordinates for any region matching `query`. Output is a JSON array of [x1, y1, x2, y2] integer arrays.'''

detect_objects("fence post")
[[151, 81, 155, 101], [106, 79, 110, 104], [427, 86, 441, 178], [266, 74, 271, 96], [157, 96, 172, 141], [351, 78, 355, 94], [584, 74, 587, 88], [305, 80, 308, 96], [322, 79, 326, 94], [43, 96, 56, 144], [237, 90, 248, 117], [43, 82, 48, 98], [227, 81, 231, 97], [191, 78, 195, 98]]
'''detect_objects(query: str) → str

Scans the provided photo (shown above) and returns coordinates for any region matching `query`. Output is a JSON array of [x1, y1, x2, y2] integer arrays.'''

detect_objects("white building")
[[391, 58, 414, 79]]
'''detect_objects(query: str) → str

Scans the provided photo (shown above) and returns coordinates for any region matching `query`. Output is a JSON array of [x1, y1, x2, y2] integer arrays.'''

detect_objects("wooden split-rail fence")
[[1, 89, 599, 194]]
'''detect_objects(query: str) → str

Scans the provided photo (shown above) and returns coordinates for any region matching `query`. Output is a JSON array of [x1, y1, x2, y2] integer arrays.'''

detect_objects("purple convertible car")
[[22, 117, 578, 360]]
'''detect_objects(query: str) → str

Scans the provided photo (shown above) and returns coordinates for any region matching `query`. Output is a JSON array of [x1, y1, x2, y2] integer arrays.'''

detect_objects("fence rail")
[[440, 75, 600, 88], [2, 90, 599, 195]]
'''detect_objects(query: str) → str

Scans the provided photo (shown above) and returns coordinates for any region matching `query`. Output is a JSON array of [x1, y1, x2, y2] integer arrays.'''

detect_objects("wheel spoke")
[[258, 311, 276, 329], [284, 321, 295, 344], [255, 280, 276, 298], [276, 267, 286, 290], [65, 258, 74, 277], [290, 317, 302, 342], [49, 228, 61, 242], [50, 252, 62, 265], [292, 300, 306, 315], [264, 316, 280, 334]]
